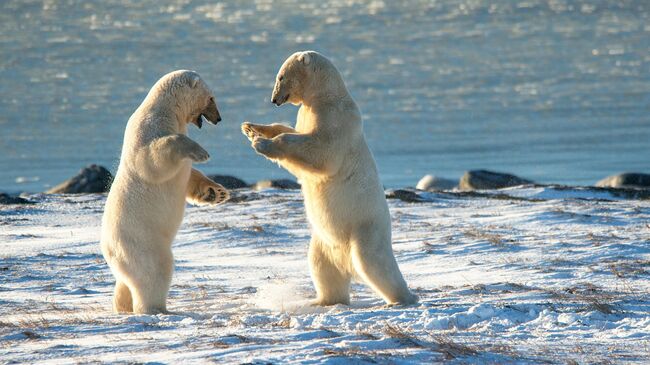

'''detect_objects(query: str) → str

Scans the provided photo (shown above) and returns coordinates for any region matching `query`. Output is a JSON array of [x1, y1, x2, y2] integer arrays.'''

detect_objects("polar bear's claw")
[[216, 187, 229, 203]]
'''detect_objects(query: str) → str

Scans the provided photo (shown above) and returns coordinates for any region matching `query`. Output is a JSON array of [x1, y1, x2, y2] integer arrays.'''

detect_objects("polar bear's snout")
[[271, 76, 290, 106], [271, 84, 290, 106], [271, 93, 289, 106], [194, 97, 221, 128], [203, 97, 221, 124]]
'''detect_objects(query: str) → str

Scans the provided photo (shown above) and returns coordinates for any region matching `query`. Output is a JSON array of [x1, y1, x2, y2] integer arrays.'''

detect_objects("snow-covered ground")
[[1, 187, 649, 364]]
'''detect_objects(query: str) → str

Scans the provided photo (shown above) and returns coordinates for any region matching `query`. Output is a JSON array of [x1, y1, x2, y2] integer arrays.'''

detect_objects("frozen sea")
[[1, 0, 649, 192]]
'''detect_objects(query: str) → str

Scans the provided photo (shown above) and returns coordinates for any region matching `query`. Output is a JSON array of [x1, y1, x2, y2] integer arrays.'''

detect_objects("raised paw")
[[252, 137, 278, 158], [187, 146, 210, 163], [195, 184, 229, 206], [241, 122, 263, 142]]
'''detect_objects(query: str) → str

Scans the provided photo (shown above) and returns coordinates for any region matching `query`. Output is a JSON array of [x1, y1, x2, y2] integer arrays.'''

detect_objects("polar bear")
[[101, 70, 229, 314], [242, 51, 417, 306]]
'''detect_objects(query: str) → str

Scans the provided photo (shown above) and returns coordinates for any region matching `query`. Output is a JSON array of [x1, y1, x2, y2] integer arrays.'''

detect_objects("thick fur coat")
[[242, 52, 417, 305], [101, 70, 228, 314]]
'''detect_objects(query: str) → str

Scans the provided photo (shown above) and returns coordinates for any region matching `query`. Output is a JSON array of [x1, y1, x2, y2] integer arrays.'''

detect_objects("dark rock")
[[386, 189, 425, 202], [0, 193, 34, 205], [595, 173, 650, 189], [207, 175, 248, 189], [46, 164, 113, 194], [416, 175, 458, 191], [252, 179, 300, 190], [459, 170, 533, 191]]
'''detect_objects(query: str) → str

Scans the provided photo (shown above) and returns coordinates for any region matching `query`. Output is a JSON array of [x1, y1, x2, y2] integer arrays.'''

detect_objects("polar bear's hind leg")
[[123, 249, 174, 314], [113, 280, 133, 313], [350, 235, 418, 305], [130, 276, 171, 314], [309, 237, 351, 306]]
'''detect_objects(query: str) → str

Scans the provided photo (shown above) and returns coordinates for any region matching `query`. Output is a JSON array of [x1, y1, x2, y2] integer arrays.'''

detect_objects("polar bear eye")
[[278, 75, 284, 82]]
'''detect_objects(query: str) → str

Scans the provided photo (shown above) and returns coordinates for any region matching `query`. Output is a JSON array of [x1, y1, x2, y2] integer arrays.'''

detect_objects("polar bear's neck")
[[139, 90, 191, 134], [302, 61, 351, 107]]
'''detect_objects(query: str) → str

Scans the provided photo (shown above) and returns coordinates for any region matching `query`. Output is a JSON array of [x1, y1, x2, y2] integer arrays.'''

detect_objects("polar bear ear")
[[298, 52, 311, 65], [190, 75, 200, 88]]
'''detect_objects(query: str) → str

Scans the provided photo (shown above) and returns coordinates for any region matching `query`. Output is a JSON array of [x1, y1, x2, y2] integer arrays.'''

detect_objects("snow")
[[1, 188, 649, 363]]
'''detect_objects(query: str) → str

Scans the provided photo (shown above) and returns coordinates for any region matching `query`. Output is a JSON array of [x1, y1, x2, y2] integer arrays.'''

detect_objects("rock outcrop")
[[0, 193, 33, 205], [459, 170, 532, 191], [207, 175, 248, 189], [46, 164, 113, 194]]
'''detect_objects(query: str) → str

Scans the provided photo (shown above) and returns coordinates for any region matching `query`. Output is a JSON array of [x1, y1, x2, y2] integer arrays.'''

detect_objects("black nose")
[[271, 97, 277, 104], [216, 116, 222, 122]]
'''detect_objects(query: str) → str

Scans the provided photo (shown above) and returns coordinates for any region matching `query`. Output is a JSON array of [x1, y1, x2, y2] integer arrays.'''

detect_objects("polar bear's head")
[[271, 51, 346, 106], [152, 70, 221, 129]]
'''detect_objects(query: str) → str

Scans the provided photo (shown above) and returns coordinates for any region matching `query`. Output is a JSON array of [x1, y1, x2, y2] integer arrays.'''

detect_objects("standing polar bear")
[[242, 51, 417, 306], [101, 70, 229, 314]]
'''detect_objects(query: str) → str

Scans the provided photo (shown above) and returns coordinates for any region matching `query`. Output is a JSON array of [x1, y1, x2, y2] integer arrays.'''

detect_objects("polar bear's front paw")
[[202, 185, 229, 204], [190, 183, 230, 206], [187, 146, 210, 163], [241, 122, 262, 142], [252, 137, 278, 159]]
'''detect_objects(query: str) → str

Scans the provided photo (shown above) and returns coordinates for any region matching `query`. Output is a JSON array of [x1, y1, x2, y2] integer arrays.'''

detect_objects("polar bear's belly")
[[302, 179, 383, 246], [140, 175, 188, 235], [104, 164, 190, 249], [144, 164, 191, 234]]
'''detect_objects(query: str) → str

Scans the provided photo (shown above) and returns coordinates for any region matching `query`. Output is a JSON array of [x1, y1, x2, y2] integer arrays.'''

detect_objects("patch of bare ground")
[[463, 228, 517, 246], [384, 323, 480, 360]]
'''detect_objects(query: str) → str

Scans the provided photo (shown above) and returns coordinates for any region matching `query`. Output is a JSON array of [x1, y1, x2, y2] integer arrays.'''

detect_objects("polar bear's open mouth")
[[193, 98, 222, 128], [194, 114, 219, 129], [195, 114, 205, 128]]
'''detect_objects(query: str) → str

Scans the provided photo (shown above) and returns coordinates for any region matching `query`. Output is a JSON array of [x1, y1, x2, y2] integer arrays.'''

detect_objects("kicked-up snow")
[[1, 188, 649, 363]]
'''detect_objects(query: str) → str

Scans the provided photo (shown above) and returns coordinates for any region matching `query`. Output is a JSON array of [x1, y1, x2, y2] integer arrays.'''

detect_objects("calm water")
[[1, 0, 649, 193]]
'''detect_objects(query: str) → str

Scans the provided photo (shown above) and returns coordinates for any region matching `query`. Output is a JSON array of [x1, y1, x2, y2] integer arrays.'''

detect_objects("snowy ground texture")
[[1, 187, 649, 364]]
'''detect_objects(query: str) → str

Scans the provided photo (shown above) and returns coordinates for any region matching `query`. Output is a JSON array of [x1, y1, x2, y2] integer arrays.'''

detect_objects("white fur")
[[298, 52, 311, 65], [242, 51, 417, 306], [101, 70, 228, 314]]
